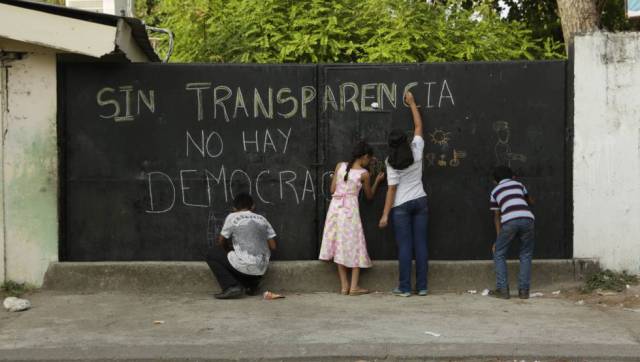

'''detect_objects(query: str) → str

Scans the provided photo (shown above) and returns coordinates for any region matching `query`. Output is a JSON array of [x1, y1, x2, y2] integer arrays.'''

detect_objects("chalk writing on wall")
[[96, 86, 155, 121], [96, 81, 455, 123], [93, 79, 457, 213], [493, 121, 527, 166]]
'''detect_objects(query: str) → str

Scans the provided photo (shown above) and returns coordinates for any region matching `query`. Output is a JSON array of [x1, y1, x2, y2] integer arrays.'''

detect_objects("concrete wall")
[[0, 38, 59, 285], [0, 49, 5, 284], [573, 32, 640, 273]]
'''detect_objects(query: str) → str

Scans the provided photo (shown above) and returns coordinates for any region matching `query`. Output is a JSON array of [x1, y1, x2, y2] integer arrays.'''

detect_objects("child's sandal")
[[349, 288, 370, 296], [340, 288, 350, 295]]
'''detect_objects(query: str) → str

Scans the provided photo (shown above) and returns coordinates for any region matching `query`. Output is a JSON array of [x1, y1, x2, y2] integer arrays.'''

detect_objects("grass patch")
[[1, 280, 35, 297], [581, 269, 639, 293]]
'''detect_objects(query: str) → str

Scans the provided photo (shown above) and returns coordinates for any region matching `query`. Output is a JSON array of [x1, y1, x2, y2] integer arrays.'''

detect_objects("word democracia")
[[144, 166, 331, 213]]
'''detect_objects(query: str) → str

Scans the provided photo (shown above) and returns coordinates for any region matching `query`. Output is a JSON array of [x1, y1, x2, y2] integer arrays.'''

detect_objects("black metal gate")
[[319, 62, 568, 260], [59, 63, 319, 260], [59, 61, 569, 261]]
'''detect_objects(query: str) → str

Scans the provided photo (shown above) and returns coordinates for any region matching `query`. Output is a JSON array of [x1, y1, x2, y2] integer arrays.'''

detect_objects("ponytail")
[[343, 158, 356, 182], [387, 129, 414, 170]]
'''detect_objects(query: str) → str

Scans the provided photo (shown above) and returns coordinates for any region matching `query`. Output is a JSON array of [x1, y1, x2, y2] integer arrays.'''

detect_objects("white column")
[[573, 33, 640, 273], [0, 40, 59, 286], [0, 58, 6, 284]]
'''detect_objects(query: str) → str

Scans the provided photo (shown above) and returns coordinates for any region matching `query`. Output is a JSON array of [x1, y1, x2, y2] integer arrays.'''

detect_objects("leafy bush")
[[1, 280, 34, 297], [581, 270, 639, 293], [138, 0, 565, 63]]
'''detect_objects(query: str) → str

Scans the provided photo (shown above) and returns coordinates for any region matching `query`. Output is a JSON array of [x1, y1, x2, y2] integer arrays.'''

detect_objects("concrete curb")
[[42, 259, 599, 293], [1, 342, 639, 361]]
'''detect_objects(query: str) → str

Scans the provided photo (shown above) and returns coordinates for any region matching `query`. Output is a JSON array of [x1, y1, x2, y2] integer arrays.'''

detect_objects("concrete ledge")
[[2, 342, 640, 361], [42, 259, 599, 294]]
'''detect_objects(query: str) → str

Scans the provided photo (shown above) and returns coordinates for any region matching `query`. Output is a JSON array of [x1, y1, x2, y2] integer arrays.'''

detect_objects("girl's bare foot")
[[340, 287, 350, 295]]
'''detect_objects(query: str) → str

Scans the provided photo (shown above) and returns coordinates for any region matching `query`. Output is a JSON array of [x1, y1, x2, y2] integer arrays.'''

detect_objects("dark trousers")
[[205, 246, 261, 291], [494, 218, 535, 290], [391, 196, 429, 293]]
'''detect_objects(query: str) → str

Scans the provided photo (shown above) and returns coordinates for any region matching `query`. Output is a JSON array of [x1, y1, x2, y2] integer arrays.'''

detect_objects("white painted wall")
[[0, 54, 6, 284], [573, 32, 640, 273], [0, 3, 117, 59], [67, 0, 135, 17], [0, 38, 59, 285], [0, 3, 155, 286]]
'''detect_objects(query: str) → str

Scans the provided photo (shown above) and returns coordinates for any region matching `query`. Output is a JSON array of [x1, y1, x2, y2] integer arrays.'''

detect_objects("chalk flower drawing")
[[437, 154, 448, 167]]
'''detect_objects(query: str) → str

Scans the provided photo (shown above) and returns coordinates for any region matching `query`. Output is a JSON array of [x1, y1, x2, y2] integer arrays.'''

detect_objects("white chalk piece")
[[530, 292, 544, 298], [3, 297, 31, 312], [481, 289, 490, 296], [597, 291, 618, 296], [467, 290, 477, 294], [153, 320, 165, 325], [370, 102, 379, 109], [575, 300, 585, 305], [424, 331, 441, 337], [552, 290, 561, 295]]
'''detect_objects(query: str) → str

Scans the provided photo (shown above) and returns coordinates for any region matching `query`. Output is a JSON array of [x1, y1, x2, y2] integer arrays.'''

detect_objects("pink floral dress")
[[319, 163, 372, 268]]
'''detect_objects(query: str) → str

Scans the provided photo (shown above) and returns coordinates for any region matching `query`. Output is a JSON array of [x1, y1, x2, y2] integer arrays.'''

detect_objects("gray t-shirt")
[[220, 211, 276, 276]]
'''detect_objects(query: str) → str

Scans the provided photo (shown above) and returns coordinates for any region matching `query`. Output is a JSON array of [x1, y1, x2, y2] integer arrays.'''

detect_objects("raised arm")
[[405, 91, 423, 137]]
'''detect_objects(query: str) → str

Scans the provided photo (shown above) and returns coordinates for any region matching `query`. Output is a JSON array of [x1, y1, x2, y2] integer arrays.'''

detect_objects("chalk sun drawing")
[[429, 129, 451, 146]]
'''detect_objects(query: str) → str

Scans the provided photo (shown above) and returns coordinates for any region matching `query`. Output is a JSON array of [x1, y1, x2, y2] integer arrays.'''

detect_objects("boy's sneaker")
[[214, 286, 244, 299], [417, 289, 428, 296], [488, 288, 510, 299], [518, 289, 530, 299], [392, 288, 411, 297]]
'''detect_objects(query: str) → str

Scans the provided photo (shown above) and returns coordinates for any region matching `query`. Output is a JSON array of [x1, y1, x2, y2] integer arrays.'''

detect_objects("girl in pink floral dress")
[[319, 141, 385, 296]]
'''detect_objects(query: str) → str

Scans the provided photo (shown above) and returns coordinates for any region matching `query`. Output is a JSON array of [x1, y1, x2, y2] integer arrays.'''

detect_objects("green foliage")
[[1, 280, 34, 297], [581, 270, 639, 293], [493, 0, 640, 45], [600, 0, 640, 32], [494, 0, 562, 43], [138, 0, 565, 63]]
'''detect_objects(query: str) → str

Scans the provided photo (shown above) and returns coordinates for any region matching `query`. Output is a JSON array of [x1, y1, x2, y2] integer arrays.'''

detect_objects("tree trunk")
[[556, 0, 600, 53]]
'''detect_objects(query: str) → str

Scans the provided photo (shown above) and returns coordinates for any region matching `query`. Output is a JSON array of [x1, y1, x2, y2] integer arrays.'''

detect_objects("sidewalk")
[[2, 289, 640, 361]]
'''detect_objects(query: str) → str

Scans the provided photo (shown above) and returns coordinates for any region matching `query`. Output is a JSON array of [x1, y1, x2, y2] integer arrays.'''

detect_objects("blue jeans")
[[391, 196, 428, 293], [494, 218, 535, 290]]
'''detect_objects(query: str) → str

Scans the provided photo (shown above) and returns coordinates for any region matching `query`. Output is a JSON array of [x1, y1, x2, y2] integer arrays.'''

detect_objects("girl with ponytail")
[[379, 91, 429, 297], [319, 141, 385, 296]]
